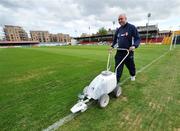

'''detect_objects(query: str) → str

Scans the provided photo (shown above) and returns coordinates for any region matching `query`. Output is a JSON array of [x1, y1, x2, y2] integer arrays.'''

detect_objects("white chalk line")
[[43, 101, 94, 131], [43, 50, 169, 131], [120, 50, 169, 85]]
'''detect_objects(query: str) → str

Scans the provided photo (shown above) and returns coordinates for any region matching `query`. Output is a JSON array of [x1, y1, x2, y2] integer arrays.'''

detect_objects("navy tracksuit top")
[[111, 22, 140, 49]]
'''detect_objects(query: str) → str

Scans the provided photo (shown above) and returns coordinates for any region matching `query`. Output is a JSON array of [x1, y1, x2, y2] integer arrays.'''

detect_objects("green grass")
[[0, 45, 179, 131]]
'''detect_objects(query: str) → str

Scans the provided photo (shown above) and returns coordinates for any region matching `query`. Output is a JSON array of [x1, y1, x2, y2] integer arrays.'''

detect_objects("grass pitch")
[[0, 45, 179, 130]]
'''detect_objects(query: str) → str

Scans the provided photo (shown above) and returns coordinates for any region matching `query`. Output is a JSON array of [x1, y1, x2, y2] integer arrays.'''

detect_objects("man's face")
[[118, 15, 127, 26]]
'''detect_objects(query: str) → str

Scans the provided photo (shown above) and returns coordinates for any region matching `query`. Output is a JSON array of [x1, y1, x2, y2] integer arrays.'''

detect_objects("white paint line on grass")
[[43, 101, 94, 131], [43, 113, 78, 131], [120, 50, 169, 85], [43, 50, 169, 131]]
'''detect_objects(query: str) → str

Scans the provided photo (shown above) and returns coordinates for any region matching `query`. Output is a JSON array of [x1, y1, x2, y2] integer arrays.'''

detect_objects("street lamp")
[[146, 13, 151, 44]]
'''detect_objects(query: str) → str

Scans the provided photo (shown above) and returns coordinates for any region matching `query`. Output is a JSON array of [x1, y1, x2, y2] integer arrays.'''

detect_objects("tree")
[[97, 27, 108, 35]]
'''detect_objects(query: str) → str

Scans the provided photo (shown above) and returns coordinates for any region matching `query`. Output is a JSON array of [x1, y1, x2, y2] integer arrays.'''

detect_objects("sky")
[[0, 0, 180, 38]]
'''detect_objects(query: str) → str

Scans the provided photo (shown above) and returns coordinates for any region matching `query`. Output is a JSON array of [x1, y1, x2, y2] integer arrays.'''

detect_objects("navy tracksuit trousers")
[[115, 50, 136, 83]]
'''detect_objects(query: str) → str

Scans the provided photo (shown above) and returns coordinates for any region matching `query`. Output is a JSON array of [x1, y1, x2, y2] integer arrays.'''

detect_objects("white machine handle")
[[115, 48, 129, 74], [106, 48, 129, 73], [106, 52, 112, 71]]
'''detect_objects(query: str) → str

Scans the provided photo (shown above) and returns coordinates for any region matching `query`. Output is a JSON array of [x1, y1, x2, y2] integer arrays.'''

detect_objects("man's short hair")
[[119, 13, 127, 19]]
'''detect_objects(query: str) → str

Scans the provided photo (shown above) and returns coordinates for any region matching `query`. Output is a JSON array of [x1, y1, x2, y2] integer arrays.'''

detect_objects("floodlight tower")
[[75, 30, 77, 37], [112, 21, 115, 30], [146, 13, 151, 44], [112, 21, 115, 40], [89, 26, 91, 43]]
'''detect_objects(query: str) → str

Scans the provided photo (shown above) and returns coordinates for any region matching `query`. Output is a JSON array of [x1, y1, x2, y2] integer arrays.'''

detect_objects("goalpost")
[[173, 34, 178, 48], [169, 27, 180, 50], [169, 31, 175, 50]]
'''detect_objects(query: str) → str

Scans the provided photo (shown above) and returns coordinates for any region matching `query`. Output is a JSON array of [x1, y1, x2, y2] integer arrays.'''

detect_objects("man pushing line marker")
[[110, 13, 141, 83]]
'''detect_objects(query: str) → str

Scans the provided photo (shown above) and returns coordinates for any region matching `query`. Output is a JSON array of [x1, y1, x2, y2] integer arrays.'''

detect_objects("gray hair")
[[119, 13, 127, 19]]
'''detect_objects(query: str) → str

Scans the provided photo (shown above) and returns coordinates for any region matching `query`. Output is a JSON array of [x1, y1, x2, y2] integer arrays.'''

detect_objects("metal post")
[[174, 34, 177, 48], [170, 31, 174, 50]]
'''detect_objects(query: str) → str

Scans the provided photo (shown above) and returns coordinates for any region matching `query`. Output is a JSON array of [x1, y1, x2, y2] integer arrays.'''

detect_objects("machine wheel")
[[113, 86, 122, 98], [98, 94, 109, 108]]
